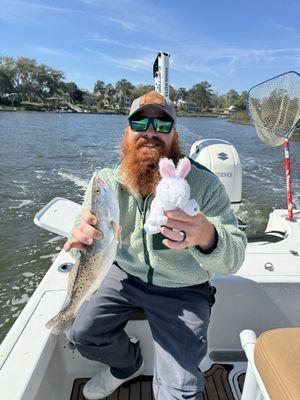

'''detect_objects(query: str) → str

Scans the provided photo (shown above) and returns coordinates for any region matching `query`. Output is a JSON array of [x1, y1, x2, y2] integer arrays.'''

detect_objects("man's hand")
[[160, 210, 216, 250], [63, 210, 103, 252]]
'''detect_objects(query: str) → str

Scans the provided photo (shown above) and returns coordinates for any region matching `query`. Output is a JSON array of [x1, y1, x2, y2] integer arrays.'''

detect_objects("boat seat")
[[247, 230, 286, 243], [254, 328, 300, 400]]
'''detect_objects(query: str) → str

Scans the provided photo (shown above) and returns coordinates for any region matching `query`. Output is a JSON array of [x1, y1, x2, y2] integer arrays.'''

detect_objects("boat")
[[0, 106, 17, 112], [0, 52, 299, 400]]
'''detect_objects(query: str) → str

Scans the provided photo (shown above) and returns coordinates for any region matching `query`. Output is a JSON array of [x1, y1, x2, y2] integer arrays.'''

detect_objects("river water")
[[0, 111, 299, 343]]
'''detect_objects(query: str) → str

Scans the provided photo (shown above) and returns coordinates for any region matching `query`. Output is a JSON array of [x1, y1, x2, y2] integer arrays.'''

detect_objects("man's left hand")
[[161, 210, 216, 250]]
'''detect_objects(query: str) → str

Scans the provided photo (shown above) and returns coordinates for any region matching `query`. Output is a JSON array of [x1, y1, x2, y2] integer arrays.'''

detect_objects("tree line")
[[0, 56, 247, 111]]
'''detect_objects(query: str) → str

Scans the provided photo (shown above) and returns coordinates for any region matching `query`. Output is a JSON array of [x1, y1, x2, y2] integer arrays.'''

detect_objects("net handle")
[[284, 139, 293, 221]]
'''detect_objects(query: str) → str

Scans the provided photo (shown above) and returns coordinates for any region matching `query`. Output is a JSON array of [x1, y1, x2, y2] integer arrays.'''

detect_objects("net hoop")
[[247, 71, 300, 146]]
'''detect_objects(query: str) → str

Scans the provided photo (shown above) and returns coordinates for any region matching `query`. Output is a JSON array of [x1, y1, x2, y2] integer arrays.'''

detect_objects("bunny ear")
[[176, 157, 191, 178], [159, 158, 176, 178]]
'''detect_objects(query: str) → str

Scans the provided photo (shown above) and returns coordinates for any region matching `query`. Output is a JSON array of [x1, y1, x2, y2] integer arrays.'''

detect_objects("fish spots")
[[45, 177, 119, 334]]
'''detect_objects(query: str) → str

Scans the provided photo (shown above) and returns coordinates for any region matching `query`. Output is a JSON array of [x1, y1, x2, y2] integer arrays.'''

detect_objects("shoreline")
[[0, 105, 222, 117], [0, 105, 127, 115], [1, 105, 299, 140]]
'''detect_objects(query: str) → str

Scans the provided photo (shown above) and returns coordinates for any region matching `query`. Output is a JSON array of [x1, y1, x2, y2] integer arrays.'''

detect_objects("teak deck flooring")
[[71, 364, 245, 400]]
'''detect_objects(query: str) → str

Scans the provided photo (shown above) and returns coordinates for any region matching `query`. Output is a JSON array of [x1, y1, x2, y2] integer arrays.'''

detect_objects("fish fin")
[[70, 247, 80, 260], [45, 311, 75, 335], [111, 222, 122, 249], [111, 220, 117, 238], [117, 226, 122, 249]]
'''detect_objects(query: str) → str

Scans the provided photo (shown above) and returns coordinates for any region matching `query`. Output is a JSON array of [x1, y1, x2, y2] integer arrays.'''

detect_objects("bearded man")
[[64, 92, 247, 400]]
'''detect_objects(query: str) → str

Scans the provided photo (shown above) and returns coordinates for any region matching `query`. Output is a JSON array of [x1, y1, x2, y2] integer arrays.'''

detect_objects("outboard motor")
[[190, 139, 242, 214]]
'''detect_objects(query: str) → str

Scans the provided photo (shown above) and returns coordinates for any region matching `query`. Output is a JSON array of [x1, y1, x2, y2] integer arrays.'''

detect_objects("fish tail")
[[45, 311, 75, 335]]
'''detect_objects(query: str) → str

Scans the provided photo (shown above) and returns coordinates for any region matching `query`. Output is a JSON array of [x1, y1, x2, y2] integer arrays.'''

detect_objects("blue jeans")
[[70, 263, 216, 400]]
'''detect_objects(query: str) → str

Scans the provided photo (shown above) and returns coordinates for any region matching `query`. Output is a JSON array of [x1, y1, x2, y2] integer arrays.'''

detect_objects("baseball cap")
[[128, 91, 176, 121]]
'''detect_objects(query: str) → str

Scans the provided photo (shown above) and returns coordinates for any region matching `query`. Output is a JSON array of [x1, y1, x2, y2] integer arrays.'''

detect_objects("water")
[[0, 112, 299, 343]]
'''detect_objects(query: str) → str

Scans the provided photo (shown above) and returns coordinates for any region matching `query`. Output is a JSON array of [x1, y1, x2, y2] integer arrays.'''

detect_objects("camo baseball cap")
[[128, 91, 176, 121]]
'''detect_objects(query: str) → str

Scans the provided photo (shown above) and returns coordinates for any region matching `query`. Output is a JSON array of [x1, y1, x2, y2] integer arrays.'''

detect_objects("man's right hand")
[[63, 210, 103, 252]]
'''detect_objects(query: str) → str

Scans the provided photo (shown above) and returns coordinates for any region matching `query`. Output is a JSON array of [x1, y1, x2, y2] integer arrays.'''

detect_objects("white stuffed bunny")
[[144, 157, 200, 235]]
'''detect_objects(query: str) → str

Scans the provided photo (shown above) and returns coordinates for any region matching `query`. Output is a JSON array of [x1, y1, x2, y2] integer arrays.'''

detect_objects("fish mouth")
[[94, 176, 110, 193], [94, 176, 107, 186]]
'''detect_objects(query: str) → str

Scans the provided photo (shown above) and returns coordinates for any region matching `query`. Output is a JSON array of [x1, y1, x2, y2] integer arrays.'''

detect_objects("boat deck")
[[71, 364, 245, 400]]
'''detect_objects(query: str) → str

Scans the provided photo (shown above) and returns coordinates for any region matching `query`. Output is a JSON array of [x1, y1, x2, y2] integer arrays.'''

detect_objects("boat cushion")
[[254, 328, 300, 400]]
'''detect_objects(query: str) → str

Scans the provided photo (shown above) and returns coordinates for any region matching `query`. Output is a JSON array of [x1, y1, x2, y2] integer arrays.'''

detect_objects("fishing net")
[[247, 71, 300, 146]]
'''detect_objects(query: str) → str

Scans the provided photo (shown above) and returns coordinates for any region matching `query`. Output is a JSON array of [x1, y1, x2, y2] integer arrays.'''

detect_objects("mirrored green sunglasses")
[[129, 116, 174, 134]]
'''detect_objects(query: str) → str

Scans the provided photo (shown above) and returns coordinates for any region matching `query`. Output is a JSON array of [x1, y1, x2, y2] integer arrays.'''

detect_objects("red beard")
[[120, 131, 182, 197]]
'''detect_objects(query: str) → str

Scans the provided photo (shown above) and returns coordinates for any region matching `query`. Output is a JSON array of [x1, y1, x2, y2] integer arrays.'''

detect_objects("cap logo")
[[140, 92, 165, 107]]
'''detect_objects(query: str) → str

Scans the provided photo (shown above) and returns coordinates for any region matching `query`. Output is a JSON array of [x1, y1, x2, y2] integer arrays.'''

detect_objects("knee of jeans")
[[68, 323, 83, 345], [69, 320, 96, 346], [70, 319, 113, 347]]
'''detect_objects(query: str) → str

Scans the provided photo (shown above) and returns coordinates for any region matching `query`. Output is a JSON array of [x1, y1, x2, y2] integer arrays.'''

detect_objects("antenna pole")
[[153, 51, 170, 99]]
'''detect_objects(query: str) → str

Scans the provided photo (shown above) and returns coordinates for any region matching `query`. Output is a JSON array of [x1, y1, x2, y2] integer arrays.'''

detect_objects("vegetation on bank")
[[228, 110, 251, 125], [1, 56, 299, 140], [227, 110, 300, 141], [0, 55, 247, 112]]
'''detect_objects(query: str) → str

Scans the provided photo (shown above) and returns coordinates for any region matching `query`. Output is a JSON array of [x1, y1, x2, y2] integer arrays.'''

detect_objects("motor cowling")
[[189, 139, 242, 212]]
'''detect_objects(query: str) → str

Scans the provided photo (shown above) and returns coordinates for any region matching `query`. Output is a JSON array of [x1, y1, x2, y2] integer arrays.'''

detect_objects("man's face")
[[120, 105, 181, 197], [127, 107, 175, 155]]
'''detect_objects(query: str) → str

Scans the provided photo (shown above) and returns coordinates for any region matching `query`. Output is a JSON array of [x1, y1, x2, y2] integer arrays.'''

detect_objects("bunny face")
[[154, 157, 193, 210], [155, 178, 191, 210]]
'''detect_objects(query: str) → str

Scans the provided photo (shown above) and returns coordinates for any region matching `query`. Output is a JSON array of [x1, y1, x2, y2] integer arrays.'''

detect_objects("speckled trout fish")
[[46, 175, 120, 335]]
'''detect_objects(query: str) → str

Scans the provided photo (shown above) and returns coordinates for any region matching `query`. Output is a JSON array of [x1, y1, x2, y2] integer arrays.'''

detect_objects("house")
[[82, 92, 96, 106], [115, 95, 131, 110], [211, 107, 223, 114], [223, 105, 237, 115], [176, 99, 199, 112]]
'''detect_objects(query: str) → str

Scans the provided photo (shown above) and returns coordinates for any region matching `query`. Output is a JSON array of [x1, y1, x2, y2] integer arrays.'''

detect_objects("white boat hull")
[[1, 207, 299, 399]]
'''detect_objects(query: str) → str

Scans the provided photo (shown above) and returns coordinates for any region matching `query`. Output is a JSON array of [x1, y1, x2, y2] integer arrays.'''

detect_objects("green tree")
[[59, 82, 83, 103], [189, 81, 213, 110], [14, 57, 38, 101], [130, 84, 155, 99], [224, 89, 240, 108], [94, 80, 105, 96], [115, 79, 134, 97], [222, 89, 247, 110], [176, 87, 188, 101], [0, 56, 64, 103], [34, 64, 64, 101], [0, 57, 16, 97], [105, 84, 116, 107], [235, 90, 247, 110], [169, 85, 176, 101]]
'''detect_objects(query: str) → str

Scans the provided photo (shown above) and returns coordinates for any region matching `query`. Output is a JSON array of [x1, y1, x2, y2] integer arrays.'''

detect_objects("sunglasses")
[[129, 116, 174, 134]]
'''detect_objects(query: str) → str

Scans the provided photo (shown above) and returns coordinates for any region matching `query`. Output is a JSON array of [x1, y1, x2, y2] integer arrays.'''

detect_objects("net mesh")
[[247, 71, 300, 146]]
